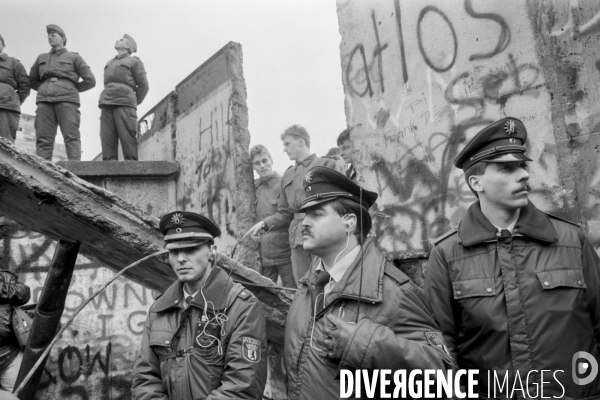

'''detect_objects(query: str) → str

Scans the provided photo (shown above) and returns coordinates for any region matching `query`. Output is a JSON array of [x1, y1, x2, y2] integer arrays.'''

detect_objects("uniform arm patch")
[[425, 331, 450, 356], [242, 336, 261, 363]]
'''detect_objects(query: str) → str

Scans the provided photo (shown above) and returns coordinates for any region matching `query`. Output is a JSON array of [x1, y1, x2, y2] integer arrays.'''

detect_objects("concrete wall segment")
[[337, 0, 572, 258]]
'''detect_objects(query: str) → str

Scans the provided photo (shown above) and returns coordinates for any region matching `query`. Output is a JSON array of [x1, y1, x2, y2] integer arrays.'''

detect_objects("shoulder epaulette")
[[237, 288, 251, 300], [285, 165, 293, 171], [384, 264, 409, 285], [133, 56, 140, 60], [433, 227, 458, 245], [546, 212, 580, 227]]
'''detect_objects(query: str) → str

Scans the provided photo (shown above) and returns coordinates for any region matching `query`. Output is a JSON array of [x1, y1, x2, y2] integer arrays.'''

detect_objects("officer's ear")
[[468, 174, 484, 193], [342, 214, 357, 233]]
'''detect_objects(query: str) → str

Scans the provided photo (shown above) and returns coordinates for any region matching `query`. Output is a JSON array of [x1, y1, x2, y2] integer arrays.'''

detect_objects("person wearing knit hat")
[[98, 34, 149, 161], [0, 33, 31, 142], [28, 24, 96, 161]]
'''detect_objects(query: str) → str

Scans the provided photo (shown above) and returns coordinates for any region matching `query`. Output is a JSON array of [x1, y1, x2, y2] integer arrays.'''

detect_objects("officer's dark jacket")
[[284, 239, 455, 400], [99, 54, 148, 109], [0, 270, 30, 364], [0, 53, 30, 113], [29, 48, 96, 105], [131, 264, 267, 400], [425, 201, 600, 398]]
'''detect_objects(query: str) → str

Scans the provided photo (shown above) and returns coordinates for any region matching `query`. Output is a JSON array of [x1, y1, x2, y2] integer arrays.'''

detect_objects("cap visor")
[[298, 197, 335, 213], [166, 239, 209, 250], [483, 153, 532, 163]]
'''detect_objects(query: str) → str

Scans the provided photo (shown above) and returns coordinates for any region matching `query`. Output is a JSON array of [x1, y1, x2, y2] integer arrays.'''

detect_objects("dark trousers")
[[35, 102, 81, 161], [100, 106, 138, 160], [262, 261, 297, 288], [0, 110, 19, 141]]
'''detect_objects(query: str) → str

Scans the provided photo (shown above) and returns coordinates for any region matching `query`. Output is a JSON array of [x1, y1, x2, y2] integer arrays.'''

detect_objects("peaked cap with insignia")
[[454, 117, 532, 170], [298, 166, 378, 212], [159, 211, 220, 250]]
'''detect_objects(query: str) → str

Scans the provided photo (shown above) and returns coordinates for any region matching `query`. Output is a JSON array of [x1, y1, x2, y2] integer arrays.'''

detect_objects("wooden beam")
[[0, 140, 291, 342]]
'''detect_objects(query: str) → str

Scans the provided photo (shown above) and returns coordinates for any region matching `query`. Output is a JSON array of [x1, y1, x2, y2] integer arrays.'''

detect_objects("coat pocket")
[[452, 278, 496, 299], [536, 269, 586, 289], [149, 330, 174, 360]]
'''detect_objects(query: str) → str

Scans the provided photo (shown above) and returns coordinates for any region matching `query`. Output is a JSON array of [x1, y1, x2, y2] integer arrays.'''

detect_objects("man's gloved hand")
[[315, 314, 357, 362]]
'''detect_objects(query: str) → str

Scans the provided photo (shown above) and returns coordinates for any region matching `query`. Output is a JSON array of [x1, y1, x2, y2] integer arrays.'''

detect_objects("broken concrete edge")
[[137, 90, 178, 146], [0, 139, 160, 229], [56, 161, 180, 179], [226, 42, 261, 272]]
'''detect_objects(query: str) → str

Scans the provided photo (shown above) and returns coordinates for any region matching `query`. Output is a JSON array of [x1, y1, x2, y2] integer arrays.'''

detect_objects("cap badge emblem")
[[306, 186, 311, 192], [171, 213, 185, 226], [304, 171, 313, 186], [504, 120, 517, 136]]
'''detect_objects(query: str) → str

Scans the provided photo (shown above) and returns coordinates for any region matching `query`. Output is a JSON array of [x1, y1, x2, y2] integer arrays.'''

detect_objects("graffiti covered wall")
[[1, 217, 153, 399], [337, 0, 600, 258], [138, 42, 258, 267]]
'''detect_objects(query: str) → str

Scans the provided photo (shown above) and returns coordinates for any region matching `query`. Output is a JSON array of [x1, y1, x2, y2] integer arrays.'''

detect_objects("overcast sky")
[[1, 0, 347, 174]]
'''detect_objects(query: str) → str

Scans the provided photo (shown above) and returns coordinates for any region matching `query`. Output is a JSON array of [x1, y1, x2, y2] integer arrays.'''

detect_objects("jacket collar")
[[301, 238, 385, 310], [0, 54, 7, 62], [458, 201, 557, 246], [152, 265, 234, 313], [295, 154, 316, 169], [254, 172, 280, 188], [51, 48, 67, 56]]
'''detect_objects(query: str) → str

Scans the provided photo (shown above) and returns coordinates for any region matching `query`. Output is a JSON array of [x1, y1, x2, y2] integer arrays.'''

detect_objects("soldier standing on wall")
[[99, 34, 149, 161], [0, 33, 30, 142], [425, 117, 600, 398], [132, 211, 267, 399], [29, 24, 96, 161], [246, 125, 336, 285]]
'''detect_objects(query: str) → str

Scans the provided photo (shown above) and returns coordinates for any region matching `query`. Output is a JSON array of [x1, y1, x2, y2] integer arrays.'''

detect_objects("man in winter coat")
[[29, 24, 96, 161], [131, 211, 267, 399], [99, 34, 148, 161], [284, 166, 454, 400], [0, 270, 30, 393], [425, 117, 600, 398], [246, 125, 336, 285], [250, 144, 295, 288], [0, 34, 30, 142]]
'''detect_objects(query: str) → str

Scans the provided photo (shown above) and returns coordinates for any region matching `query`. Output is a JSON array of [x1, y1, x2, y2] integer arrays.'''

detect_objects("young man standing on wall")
[[425, 117, 600, 398], [29, 25, 96, 161], [246, 125, 336, 284]]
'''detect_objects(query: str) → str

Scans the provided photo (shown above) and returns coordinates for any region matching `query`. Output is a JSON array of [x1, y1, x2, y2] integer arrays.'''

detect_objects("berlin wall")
[[337, 0, 600, 261], [138, 41, 257, 266], [0, 42, 259, 399]]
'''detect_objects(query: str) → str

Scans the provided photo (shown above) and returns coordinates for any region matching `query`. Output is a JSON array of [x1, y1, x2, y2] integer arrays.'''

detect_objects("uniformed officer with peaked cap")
[[425, 117, 600, 398], [132, 211, 267, 399], [284, 166, 454, 400]]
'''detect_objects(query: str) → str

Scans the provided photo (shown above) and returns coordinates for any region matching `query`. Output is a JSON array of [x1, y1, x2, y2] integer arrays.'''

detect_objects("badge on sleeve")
[[425, 331, 451, 357], [242, 337, 261, 363]]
